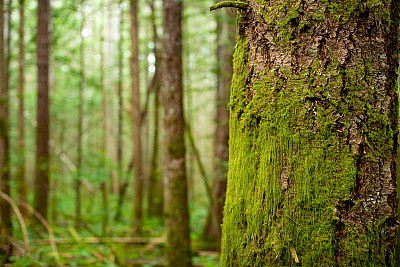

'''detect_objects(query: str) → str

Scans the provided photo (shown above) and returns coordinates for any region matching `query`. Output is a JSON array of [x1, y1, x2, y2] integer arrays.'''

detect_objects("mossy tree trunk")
[[162, 0, 192, 265], [221, 1, 399, 266]]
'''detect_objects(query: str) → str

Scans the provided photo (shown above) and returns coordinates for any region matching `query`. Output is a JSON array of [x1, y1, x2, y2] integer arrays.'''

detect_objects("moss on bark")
[[221, 0, 399, 266]]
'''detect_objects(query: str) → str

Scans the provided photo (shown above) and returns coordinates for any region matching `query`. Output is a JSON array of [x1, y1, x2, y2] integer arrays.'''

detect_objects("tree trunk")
[[0, 0, 12, 244], [17, 0, 27, 219], [76, 0, 85, 230], [221, 1, 399, 266], [203, 9, 235, 246], [116, 0, 124, 197], [162, 0, 191, 265], [34, 0, 50, 221], [130, 0, 143, 235], [147, 0, 163, 218], [100, 2, 109, 236]]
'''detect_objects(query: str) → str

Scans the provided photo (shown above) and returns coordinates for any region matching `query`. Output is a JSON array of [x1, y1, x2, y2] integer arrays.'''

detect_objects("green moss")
[[209, 1, 248, 12], [221, 7, 396, 264], [254, 0, 392, 45]]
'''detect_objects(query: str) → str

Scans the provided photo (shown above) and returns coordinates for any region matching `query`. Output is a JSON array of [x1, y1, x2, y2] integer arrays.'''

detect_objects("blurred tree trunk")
[[17, 0, 27, 219], [202, 9, 235, 246], [130, 0, 143, 235], [221, 1, 399, 266], [34, 0, 50, 221], [147, 0, 163, 218], [76, 0, 85, 230], [0, 0, 12, 245], [162, 0, 191, 265], [100, 2, 109, 236], [116, 0, 124, 198], [212, 10, 235, 246]]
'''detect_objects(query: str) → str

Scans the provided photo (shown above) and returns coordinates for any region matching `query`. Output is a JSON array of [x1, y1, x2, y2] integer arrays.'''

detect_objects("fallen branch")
[[210, 1, 248, 11], [19, 201, 64, 267], [32, 237, 165, 245], [0, 191, 30, 254]]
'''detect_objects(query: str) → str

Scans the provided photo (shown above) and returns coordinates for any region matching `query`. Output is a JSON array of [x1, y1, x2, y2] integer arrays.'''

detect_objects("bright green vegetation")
[[221, 0, 397, 265], [3, 0, 222, 265]]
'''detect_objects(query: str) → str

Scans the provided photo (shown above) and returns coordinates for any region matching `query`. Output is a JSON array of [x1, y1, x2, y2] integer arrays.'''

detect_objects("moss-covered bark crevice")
[[221, 0, 399, 266]]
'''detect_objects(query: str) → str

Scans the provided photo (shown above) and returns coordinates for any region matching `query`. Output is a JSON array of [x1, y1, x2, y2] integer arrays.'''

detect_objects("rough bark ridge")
[[221, 0, 399, 266], [162, 0, 191, 265], [34, 0, 50, 220]]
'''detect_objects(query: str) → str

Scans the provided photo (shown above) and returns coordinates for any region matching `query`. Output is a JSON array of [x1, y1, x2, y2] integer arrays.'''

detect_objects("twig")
[[0, 191, 30, 254], [32, 236, 165, 245], [19, 201, 64, 267], [184, 120, 214, 208], [210, 1, 248, 12]]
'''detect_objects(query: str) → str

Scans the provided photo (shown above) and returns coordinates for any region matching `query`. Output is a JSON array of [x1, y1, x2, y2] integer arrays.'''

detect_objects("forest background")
[[0, 0, 230, 265]]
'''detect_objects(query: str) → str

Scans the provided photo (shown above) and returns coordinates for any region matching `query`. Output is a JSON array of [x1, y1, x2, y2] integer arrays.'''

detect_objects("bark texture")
[[34, 0, 50, 220], [130, 0, 143, 235], [0, 0, 11, 242], [116, 0, 124, 197], [213, 9, 235, 245], [221, 1, 399, 266], [162, 0, 191, 265], [17, 0, 27, 219], [147, 0, 163, 218], [100, 3, 109, 236], [76, 1, 85, 229]]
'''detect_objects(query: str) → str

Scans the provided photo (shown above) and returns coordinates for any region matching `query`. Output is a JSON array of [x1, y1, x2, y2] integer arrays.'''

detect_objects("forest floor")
[[6, 202, 220, 266]]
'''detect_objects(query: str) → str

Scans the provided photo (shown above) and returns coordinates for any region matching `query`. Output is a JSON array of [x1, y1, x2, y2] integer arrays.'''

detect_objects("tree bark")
[[34, 0, 50, 221], [130, 0, 143, 235], [17, 0, 27, 220], [116, 0, 124, 197], [100, 2, 109, 236], [0, 0, 12, 244], [76, 0, 85, 230], [147, 0, 163, 218], [204, 8, 235, 246], [221, 1, 399, 266], [162, 0, 192, 265]]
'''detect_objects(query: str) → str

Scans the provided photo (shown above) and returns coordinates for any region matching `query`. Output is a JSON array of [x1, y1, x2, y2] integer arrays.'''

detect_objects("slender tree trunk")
[[100, 2, 109, 236], [147, 0, 163, 218], [17, 0, 27, 219], [212, 9, 235, 247], [130, 0, 143, 235], [162, 0, 191, 265], [5, 0, 10, 92], [0, 0, 12, 244], [34, 0, 50, 221], [221, 1, 399, 266], [116, 0, 124, 197], [76, 0, 85, 230]]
